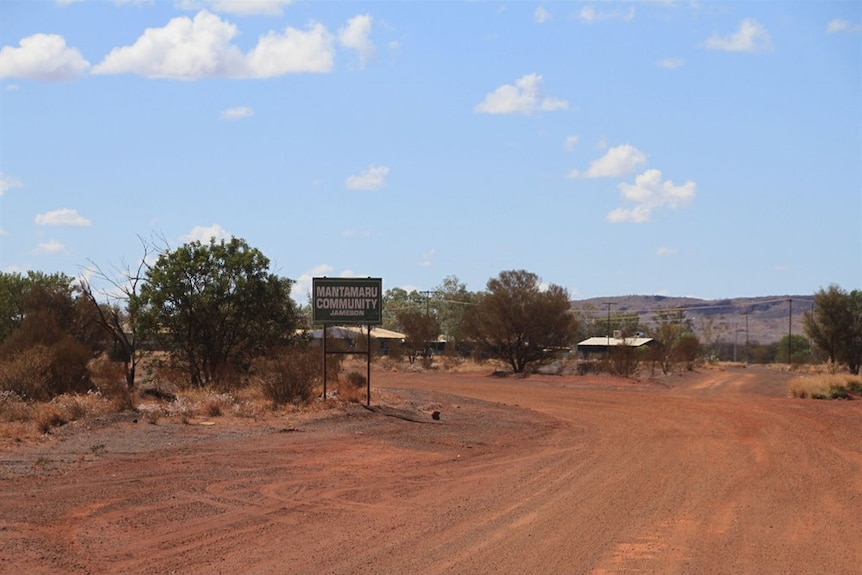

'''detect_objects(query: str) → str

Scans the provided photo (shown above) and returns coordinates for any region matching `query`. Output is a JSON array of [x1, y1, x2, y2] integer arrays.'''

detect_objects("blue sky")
[[1, 1, 860, 302]]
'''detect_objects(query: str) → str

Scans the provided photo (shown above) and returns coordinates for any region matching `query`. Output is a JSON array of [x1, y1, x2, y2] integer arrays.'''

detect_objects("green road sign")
[[312, 277, 382, 325]]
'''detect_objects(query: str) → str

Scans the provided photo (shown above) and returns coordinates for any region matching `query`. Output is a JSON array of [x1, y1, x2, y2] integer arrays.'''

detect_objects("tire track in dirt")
[[1, 367, 860, 574]]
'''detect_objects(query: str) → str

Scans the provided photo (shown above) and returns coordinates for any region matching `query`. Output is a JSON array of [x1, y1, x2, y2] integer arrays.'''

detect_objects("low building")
[[576, 336, 655, 358]]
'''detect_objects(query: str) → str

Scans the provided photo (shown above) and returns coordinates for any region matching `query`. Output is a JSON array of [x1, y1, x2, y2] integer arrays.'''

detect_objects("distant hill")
[[571, 295, 816, 344]]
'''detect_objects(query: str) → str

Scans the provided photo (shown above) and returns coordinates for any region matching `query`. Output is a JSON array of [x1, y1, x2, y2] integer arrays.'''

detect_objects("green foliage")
[[397, 309, 438, 364], [431, 275, 474, 349], [775, 334, 813, 365], [0, 272, 102, 399], [804, 285, 862, 374], [828, 386, 850, 400], [137, 237, 300, 388], [382, 287, 426, 331], [647, 309, 699, 374], [460, 270, 576, 373]]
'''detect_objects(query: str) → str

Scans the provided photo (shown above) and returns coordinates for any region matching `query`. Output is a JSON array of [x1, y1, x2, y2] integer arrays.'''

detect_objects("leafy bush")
[[252, 347, 321, 407]]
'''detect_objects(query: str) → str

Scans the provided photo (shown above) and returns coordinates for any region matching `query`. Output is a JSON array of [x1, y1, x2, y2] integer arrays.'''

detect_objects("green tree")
[[431, 275, 474, 352], [137, 237, 299, 388], [648, 308, 697, 374], [0, 272, 102, 399], [460, 270, 576, 373], [397, 309, 439, 365], [381, 287, 425, 332], [0, 272, 28, 343], [804, 285, 862, 373], [775, 334, 813, 365]]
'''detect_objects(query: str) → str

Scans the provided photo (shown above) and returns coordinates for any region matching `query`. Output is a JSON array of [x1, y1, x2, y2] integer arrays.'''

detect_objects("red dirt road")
[[1, 366, 861, 574]]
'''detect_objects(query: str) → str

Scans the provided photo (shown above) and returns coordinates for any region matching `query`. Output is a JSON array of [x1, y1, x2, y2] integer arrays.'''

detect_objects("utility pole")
[[603, 302, 616, 359], [787, 298, 793, 366], [419, 290, 433, 316], [742, 311, 750, 363]]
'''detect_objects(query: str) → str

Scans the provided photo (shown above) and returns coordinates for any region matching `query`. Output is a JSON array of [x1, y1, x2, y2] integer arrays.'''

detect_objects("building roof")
[[577, 336, 654, 348], [306, 326, 406, 340]]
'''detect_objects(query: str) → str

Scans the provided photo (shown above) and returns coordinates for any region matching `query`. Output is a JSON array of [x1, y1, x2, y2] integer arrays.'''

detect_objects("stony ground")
[[1, 364, 860, 575]]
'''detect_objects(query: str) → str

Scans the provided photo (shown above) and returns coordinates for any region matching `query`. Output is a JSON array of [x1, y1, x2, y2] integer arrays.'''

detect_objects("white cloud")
[[475, 73, 568, 115], [577, 6, 635, 24], [346, 165, 390, 190], [35, 208, 92, 227], [828, 19, 862, 34], [534, 6, 551, 24], [0, 172, 23, 196], [93, 10, 334, 80], [564, 135, 580, 152], [338, 14, 375, 68], [657, 246, 677, 256], [33, 240, 68, 255], [0, 228, 7, 236], [658, 57, 684, 69], [0, 33, 90, 81], [607, 169, 696, 223], [178, 0, 294, 16], [245, 21, 334, 77], [292, 263, 334, 303], [569, 144, 647, 178], [220, 105, 254, 120], [706, 18, 772, 52], [181, 223, 230, 243]]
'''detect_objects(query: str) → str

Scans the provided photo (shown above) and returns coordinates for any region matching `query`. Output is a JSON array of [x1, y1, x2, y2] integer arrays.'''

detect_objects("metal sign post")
[[313, 278, 382, 407]]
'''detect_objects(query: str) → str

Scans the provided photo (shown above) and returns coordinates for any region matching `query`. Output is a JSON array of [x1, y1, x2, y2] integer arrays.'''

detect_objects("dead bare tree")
[[80, 237, 155, 390]]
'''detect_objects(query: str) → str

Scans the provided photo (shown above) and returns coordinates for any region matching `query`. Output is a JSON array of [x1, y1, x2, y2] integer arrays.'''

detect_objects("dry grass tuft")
[[789, 372, 862, 399], [34, 403, 67, 434], [336, 378, 366, 404]]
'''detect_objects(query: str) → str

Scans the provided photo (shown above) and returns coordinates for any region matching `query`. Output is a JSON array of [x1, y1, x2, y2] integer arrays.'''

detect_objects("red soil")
[[1, 365, 860, 574]]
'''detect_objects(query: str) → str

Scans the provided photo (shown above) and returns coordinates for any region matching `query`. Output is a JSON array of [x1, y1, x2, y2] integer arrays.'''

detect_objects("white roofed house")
[[576, 335, 655, 358], [304, 326, 406, 355]]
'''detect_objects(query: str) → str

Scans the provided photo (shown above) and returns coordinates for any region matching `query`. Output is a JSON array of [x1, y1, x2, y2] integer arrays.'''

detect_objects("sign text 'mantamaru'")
[[312, 277, 382, 325]]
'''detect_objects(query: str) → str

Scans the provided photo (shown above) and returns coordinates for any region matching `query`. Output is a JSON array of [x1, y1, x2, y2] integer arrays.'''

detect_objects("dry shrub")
[[252, 347, 321, 407], [0, 390, 31, 422], [346, 371, 367, 388], [142, 352, 192, 390], [227, 386, 271, 418], [0, 339, 93, 400], [89, 356, 133, 411], [174, 388, 236, 418], [337, 378, 366, 403], [789, 373, 862, 399], [47, 337, 92, 396], [34, 403, 66, 434], [0, 345, 52, 400]]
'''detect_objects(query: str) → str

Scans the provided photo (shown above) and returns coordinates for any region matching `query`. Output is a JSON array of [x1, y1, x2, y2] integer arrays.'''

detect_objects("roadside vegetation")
[[789, 371, 862, 400], [1, 237, 861, 439]]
